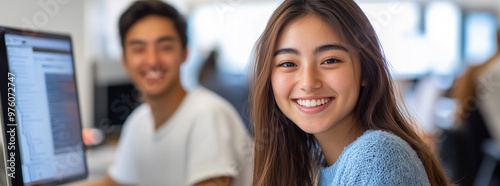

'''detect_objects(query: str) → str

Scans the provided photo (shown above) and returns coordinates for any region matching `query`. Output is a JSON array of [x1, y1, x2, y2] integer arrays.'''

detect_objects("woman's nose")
[[299, 66, 322, 93]]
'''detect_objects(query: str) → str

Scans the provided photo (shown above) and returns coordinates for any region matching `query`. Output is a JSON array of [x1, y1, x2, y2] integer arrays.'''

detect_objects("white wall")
[[0, 0, 91, 128]]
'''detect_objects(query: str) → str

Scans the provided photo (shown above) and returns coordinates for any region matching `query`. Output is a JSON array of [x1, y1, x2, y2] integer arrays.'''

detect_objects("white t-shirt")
[[108, 87, 253, 186]]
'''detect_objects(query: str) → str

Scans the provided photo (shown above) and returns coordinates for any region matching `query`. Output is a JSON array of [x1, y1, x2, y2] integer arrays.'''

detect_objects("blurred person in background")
[[84, 1, 252, 185], [454, 28, 500, 148], [447, 28, 500, 186]]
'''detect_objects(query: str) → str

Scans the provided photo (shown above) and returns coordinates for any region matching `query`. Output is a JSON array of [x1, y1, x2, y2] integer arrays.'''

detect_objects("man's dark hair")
[[118, 0, 188, 49]]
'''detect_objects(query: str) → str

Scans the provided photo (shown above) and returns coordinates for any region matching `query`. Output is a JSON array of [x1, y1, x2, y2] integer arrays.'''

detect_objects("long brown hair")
[[250, 0, 449, 185]]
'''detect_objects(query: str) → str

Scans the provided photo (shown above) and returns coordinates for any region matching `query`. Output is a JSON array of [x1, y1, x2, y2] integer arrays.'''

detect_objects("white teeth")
[[296, 98, 331, 108], [145, 71, 165, 79]]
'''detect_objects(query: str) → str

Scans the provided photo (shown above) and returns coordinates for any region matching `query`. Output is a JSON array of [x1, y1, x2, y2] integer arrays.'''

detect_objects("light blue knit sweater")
[[319, 130, 431, 186]]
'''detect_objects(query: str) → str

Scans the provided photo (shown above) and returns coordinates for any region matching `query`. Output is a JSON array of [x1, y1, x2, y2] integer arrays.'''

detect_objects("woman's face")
[[271, 15, 363, 135]]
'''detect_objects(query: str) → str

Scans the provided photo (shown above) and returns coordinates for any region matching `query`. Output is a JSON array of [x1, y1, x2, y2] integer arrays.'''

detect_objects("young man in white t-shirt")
[[86, 1, 253, 185]]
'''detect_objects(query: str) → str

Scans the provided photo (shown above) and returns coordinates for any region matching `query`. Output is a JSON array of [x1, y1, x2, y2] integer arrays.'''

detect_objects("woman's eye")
[[278, 62, 297, 67], [322, 58, 341, 64]]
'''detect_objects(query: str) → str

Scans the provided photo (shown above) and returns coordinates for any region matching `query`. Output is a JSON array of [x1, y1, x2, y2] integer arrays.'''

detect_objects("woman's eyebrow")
[[274, 44, 349, 57], [314, 44, 349, 54], [274, 48, 299, 56]]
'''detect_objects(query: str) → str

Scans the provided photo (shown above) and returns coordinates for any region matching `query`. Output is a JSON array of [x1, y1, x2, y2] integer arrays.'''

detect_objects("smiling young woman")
[[250, 0, 450, 186]]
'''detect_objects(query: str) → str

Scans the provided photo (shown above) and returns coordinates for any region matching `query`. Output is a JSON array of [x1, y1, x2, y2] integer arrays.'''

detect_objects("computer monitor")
[[0, 27, 87, 186]]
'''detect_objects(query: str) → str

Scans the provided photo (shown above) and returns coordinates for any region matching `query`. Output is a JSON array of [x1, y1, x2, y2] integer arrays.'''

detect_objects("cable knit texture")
[[319, 130, 431, 186]]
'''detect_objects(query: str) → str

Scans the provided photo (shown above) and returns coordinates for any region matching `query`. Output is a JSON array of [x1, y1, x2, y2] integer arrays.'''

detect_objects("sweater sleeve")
[[337, 131, 431, 186]]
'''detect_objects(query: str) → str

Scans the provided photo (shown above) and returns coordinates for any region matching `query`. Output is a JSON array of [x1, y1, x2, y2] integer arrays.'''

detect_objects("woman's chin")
[[295, 121, 330, 135]]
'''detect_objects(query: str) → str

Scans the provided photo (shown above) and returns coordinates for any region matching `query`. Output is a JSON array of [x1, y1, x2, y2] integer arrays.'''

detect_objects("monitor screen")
[[0, 27, 87, 186]]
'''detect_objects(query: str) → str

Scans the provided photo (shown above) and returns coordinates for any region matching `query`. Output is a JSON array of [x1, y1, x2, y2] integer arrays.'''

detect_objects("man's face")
[[122, 15, 187, 99]]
